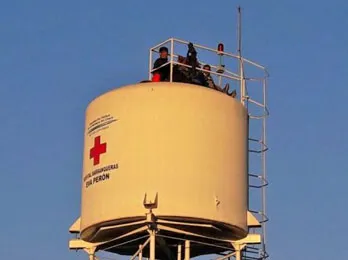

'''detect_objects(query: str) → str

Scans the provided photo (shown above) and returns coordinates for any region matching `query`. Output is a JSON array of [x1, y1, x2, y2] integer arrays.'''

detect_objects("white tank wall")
[[80, 83, 248, 241]]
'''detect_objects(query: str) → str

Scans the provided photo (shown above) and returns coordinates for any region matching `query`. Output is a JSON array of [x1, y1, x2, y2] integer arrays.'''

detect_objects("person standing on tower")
[[152, 46, 170, 81]]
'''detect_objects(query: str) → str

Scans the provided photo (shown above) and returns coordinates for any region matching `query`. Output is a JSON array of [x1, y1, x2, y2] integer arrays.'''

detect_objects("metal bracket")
[[143, 192, 158, 210], [69, 239, 97, 260]]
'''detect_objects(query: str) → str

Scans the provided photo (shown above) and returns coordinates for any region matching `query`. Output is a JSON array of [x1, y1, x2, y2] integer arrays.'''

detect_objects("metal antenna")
[[237, 6, 246, 106], [237, 6, 242, 57]]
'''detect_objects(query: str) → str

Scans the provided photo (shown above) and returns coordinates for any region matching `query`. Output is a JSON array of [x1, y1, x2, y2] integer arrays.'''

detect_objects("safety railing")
[[149, 38, 270, 260], [148, 37, 269, 107]]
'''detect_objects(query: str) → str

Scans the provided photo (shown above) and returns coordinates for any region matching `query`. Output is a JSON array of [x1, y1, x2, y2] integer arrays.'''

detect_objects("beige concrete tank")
[[80, 82, 248, 245]]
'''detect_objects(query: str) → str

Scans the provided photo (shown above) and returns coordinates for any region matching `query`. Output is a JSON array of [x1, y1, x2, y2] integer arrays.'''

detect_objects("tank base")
[[70, 211, 262, 260], [81, 215, 247, 243]]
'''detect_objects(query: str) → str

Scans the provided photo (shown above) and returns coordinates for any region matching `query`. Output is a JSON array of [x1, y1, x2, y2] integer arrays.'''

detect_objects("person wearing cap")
[[153, 46, 170, 81]]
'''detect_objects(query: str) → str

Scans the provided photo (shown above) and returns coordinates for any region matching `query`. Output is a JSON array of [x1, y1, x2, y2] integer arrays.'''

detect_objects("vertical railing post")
[[170, 38, 174, 82], [149, 48, 153, 80]]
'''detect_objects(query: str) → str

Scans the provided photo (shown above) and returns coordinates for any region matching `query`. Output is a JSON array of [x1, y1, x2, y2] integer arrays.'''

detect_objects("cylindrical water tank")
[[80, 82, 248, 243]]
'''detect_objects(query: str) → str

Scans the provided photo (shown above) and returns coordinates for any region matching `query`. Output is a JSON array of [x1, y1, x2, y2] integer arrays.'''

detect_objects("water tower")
[[68, 9, 269, 260]]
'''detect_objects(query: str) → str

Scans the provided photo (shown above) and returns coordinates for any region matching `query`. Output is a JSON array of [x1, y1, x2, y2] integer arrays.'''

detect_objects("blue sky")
[[1, 0, 348, 259]]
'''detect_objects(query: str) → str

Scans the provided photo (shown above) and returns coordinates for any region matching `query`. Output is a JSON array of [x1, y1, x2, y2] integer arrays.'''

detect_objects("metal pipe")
[[149, 231, 155, 260], [170, 38, 174, 82], [172, 38, 240, 59], [177, 244, 182, 260], [151, 38, 172, 51], [237, 6, 242, 58], [184, 240, 190, 260], [236, 6, 244, 106], [215, 251, 236, 260], [129, 237, 151, 260], [235, 248, 241, 260], [156, 234, 232, 251], [247, 98, 265, 108], [105, 234, 149, 252], [172, 37, 268, 75], [223, 68, 240, 77], [242, 56, 268, 72], [261, 75, 268, 257], [149, 48, 153, 80], [139, 244, 143, 260]]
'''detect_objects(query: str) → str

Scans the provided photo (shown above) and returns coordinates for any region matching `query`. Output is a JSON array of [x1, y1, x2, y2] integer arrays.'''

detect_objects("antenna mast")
[[237, 6, 242, 56], [237, 6, 246, 106]]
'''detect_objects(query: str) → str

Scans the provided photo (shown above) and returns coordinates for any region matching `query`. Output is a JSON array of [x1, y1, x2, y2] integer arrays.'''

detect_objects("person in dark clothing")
[[173, 55, 191, 83], [153, 46, 170, 81], [174, 42, 205, 86], [202, 64, 237, 97]]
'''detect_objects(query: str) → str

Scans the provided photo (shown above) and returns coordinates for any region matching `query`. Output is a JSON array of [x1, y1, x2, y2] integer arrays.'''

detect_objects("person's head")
[[178, 55, 186, 64], [203, 64, 211, 75], [159, 46, 168, 59]]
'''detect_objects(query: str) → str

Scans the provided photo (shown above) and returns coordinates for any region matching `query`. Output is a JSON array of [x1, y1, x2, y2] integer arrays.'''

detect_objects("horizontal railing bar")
[[249, 148, 268, 153], [150, 38, 173, 51], [248, 138, 261, 142], [150, 60, 241, 81], [244, 77, 266, 82], [173, 38, 269, 79], [248, 139, 268, 149], [248, 98, 265, 108], [249, 182, 268, 188], [151, 50, 241, 77], [249, 173, 261, 178], [172, 38, 240, 59], [249, 115, 268, 120]]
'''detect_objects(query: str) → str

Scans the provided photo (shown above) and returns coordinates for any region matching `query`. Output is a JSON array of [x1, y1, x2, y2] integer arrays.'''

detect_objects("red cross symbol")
[[89, 136, 107, 166]]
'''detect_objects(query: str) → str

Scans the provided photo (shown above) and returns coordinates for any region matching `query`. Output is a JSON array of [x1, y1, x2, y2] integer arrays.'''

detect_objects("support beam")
[[149, 231, 156, 260], [139, 245, 143, 260], [83, 247, 96, 260], [69, 239, 95, 250], [234, 234, 261, 245], [130, 237, 150, 260], [215, 252, 236, 260], [177, 244, 182, 260], [235, 249, 241, 260], [231, 243, 245, 260], [184, 240, 190, 260]]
